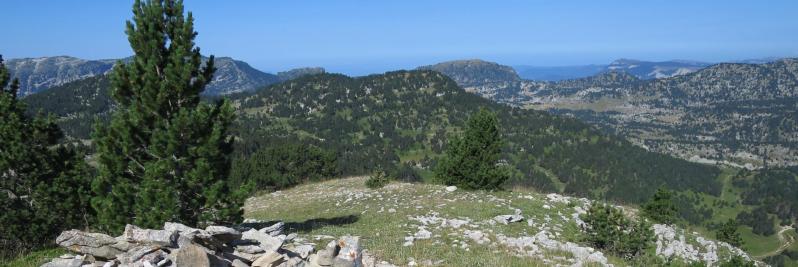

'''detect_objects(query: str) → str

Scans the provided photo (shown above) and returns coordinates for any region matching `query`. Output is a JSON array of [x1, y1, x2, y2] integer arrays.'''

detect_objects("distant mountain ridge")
[[6, 55, 324, 95], [6, 56, 114, 95], [514, 58, 711, 81]]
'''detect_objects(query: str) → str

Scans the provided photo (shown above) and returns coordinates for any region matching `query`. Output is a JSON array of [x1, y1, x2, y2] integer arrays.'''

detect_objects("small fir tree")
[[716, 219, 744, 247], [641, 187, 679, 225], [435, 108, 510, 190], [91, 0, 241, 233]]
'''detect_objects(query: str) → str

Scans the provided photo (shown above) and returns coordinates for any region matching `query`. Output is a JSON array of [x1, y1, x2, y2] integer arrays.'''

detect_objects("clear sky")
[[2, 0, 797, 75]]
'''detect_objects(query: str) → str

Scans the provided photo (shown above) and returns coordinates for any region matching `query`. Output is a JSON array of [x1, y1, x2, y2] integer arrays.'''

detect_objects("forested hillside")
[[23, 70, 722, 203], [229, 70, 721, 203]]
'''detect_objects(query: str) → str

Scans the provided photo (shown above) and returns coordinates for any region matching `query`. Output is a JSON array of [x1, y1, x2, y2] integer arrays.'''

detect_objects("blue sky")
[[2, 0, 797, 75]]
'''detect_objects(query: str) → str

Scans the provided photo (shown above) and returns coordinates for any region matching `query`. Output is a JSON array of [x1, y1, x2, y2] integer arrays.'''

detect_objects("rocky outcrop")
[[41, 221, 390, 267]]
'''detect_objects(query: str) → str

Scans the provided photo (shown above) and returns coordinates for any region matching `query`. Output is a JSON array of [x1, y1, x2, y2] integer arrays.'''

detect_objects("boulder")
[[286, 244, 315, 259], [56, 230, 126, 260], [277, 256, 304, 267], [123, 224, 178, 247], [444, 186, 457, 192], [40, 257, 83, 267], [206, 225, 242, 244], [242, 229, 284, 252], [310, 241, 337, 267], [493, 214, 524, 224], [259, 222, 285, 236], [231, 259, 249, 267], [173, 244, 211, 267], [252, 251, 285, 267], [333, 236, 362, 267], [164, 222, 204, 235], [235, 244, 266, 254], [115, 246, 162, 266], [231, 250, 262, 262]]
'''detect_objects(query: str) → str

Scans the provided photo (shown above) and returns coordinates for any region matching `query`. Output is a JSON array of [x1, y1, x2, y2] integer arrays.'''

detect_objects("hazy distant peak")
[[417, 59, 520, 86]]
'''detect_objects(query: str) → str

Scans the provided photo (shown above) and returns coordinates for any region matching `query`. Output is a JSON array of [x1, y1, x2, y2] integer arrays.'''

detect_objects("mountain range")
[[21, 65, 725, 204], [5, 56, 324, 95], [426, 59, 798, 168], [15, 55, 798, 169], [513, 57, 784, 81]]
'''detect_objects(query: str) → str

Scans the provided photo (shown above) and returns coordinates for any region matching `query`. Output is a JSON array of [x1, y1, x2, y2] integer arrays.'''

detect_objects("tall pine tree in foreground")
[[435, 108, 510, 190], [91, 0, 241, 233], [0, 55, 93, 256]]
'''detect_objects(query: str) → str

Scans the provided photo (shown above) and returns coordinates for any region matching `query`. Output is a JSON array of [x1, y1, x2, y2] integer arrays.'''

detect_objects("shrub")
[[366, 169, 390, 189], [580, 202, 654, 259]]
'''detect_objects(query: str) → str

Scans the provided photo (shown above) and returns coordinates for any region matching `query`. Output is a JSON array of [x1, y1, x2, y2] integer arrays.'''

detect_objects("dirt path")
[[756, 225, 795, 259]]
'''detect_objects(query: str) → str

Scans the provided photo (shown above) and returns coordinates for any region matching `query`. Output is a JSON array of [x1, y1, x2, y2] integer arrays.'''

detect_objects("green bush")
[[580, 202, 654, 259], [366, 169, 390, 189]]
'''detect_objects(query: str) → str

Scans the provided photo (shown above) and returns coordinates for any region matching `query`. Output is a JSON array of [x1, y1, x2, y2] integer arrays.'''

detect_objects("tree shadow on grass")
[[242, 214, 360, 234], [285, 214, 360, 233]]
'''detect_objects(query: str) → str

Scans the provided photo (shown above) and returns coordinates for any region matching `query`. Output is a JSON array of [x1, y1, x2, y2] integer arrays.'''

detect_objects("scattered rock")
[[242, 229, 284, 252], [251, 251, 284, 267], [56, 230, 126, 260], [287, 244, 315, 259], [235, 244, 266, 254], [174, 243, 212, 267], [333, 236, 362, 267], [206, 225, 243, 243], [259, 222, 285, 237], [493, 214, 523, 224], [444, 186, 457, 192], [116, 246, 161, 266], [123, 224, 177, 247], [231, 259, 249, 267]]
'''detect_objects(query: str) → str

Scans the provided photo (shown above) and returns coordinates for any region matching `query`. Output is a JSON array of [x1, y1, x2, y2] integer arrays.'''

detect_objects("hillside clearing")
[[244, 177, 752, 266]]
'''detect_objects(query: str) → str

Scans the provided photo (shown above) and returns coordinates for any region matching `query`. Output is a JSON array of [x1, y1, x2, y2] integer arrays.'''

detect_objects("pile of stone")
[[41, 220, 386, 267]]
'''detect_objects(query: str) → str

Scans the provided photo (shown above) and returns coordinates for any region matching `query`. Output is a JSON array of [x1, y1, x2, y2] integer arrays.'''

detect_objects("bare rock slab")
[[56, 230, 126, 260]]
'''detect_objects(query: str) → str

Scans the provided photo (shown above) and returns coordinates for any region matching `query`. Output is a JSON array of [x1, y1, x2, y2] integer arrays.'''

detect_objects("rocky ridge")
[[6, 56, 326, 96]]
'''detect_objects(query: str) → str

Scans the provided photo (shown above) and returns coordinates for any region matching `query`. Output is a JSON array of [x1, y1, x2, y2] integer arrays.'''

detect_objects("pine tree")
[[716, 219, 744, 247], [0, 55, 93, 256], [641, 187, 679, 225], [435, 108, 510, 190], [91, 0, 240, 233]]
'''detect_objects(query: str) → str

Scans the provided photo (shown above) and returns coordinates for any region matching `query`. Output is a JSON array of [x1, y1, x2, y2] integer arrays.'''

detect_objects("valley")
[[423, 59, 798, 169]]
